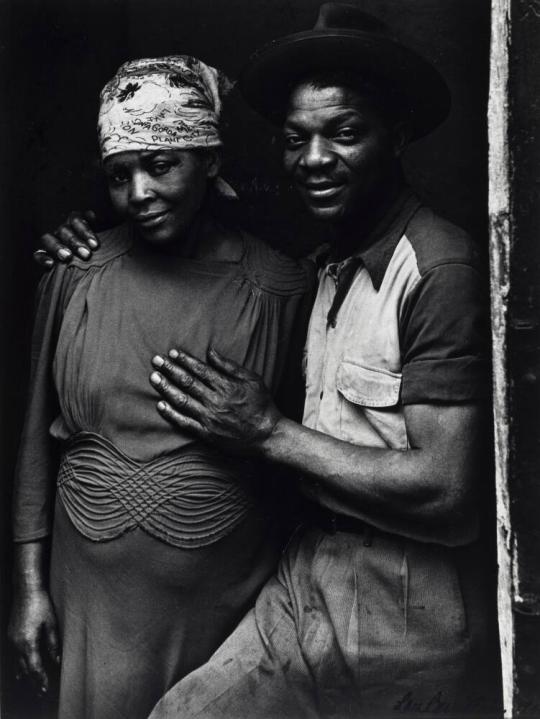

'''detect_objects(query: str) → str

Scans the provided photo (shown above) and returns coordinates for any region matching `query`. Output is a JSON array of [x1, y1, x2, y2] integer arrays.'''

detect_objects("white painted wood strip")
[[488, 0, 514, 715]]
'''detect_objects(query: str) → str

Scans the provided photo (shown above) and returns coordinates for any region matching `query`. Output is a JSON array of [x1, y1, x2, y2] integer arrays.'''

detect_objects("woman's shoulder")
[[36, 224, 132, 308], [32, 225, 132, 326], [242, 232, 316, 296], [68, 223, 133, 270]]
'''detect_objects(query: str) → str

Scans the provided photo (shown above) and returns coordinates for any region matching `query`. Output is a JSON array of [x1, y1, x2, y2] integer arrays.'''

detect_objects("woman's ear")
[[205, 150, 221, 179]]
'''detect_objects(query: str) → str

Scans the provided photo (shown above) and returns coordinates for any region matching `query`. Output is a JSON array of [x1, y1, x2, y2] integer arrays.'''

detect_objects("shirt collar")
[[356, 188, 422, 291], [321, 187, 422, 291]]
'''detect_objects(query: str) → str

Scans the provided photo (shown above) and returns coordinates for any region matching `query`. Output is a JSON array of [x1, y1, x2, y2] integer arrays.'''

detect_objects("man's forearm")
[[149, 351, 481, 545], [259, 416, 477, 545]]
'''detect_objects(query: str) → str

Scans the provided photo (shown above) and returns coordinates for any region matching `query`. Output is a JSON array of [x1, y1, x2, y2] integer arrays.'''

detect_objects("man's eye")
[[334, 128, 361, 142]]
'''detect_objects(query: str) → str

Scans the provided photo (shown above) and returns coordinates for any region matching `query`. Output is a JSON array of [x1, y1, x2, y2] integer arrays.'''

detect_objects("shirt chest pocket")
[[336, 361, 408, 449]]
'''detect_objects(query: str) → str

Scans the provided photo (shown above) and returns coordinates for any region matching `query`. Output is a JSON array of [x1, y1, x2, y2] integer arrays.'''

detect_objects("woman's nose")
[[299, 136, 334, 170], [129, 172, 154, 204]]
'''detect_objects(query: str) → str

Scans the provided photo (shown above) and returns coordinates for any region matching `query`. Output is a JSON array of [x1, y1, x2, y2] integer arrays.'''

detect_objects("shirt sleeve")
[[400, 262, 491, 404], [12, 267, 70, 542]]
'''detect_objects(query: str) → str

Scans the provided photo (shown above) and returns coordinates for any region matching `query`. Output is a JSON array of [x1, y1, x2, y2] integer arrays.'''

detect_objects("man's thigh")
[[149, 529, 498, 719], [288, 529, 495, 717], [148, 569, 318, 719]]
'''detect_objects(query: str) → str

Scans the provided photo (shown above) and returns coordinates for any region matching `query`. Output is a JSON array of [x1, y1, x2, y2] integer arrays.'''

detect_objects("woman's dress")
[[13, 221, 313, 719]]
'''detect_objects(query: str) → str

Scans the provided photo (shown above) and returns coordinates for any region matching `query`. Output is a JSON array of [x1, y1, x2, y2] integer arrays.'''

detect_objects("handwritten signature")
[[393, 690, 502, 714]]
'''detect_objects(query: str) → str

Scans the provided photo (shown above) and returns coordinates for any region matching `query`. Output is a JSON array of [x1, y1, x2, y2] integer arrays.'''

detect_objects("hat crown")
[[239, 2, 451, 140], [314, 3, 389, 35]]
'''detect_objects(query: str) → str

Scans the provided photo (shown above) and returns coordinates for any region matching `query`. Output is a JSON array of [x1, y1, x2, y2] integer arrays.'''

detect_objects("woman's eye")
[[150, 162, 172, 176], [284, 135, 305, 149], [107, 172, 128, 186]]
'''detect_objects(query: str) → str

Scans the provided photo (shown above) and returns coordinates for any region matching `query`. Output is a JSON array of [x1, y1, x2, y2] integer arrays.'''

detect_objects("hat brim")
[[238, 30, 451, 140]]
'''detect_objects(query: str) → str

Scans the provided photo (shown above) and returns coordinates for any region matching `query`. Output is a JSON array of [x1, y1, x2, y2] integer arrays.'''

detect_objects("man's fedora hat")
[[238, 2, 451, 140]]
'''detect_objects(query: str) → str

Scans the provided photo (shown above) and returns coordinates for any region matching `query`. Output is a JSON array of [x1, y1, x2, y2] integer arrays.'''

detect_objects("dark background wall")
[[0, 0, 490, 716]]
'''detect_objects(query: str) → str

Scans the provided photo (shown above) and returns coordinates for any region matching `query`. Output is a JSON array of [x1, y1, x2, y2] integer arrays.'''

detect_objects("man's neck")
[[328, 172, 406, 262]]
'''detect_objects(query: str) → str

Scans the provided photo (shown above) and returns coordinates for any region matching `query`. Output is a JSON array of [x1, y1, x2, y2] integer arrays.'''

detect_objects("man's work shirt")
[[147, 192, 502, 719], [302, 190, 490, 539]]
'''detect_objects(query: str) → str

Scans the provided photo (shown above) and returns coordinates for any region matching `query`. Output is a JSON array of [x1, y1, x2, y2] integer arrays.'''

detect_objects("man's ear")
[[392, 120, 413, 158], [205, 150, 221, 179]]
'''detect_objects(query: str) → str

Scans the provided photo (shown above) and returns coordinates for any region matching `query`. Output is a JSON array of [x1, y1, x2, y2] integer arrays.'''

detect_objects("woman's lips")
[[134, 210, 169, 228]]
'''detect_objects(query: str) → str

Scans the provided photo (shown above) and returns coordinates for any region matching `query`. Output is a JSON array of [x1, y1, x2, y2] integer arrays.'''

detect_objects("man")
[[39, 5, 500, 717]]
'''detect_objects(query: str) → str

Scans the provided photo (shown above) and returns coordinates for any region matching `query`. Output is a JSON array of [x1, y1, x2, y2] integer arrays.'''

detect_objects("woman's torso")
[[50, 221, 311, 461]]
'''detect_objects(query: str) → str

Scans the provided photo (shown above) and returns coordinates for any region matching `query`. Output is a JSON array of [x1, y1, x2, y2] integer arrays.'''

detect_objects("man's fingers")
[[38, 209, 100, 266], [150, 372, 207, 421], [207, 347, 251, 380], [33, 250, 55, 269], [81, 209, 97, 224], [70, 216, 100, 250], [168, 349, 221, 388], [151, 355, 209, 400], [156, 400, 207, 438], [57, 226, 92, 260], [40, 233, 73, 262]]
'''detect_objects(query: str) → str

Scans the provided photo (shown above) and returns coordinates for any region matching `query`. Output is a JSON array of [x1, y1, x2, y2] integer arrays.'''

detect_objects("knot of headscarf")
[[98, 55, 231, 160]]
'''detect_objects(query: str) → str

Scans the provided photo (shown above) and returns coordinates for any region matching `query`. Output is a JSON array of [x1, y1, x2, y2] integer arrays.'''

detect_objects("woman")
[[9, 55, 312, 719]]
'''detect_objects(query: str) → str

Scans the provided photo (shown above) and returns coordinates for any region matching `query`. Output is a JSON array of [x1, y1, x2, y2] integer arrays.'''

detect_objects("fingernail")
[[157, 401, 167, 411], [58, 249, 72, 260], [45, 259, 54, 268], [55, 653, 61, 664], [152, 355, 164, 367], [78, 247, 91, 259], [150, 372, 161, 384], [88, 238, 99, 249], [169, 349, 179, 359]]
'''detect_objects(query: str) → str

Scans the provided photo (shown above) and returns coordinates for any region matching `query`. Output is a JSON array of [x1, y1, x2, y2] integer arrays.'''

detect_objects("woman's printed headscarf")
[[98, 55, 236, 197]]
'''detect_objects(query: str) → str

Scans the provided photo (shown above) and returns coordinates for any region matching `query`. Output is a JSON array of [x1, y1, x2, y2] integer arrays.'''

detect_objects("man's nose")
[[129, 171, 154, 204], [299, 136, 334, 170]]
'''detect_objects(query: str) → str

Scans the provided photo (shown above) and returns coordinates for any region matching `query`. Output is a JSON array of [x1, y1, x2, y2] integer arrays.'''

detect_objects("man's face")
[[282, 82, 398, 222]]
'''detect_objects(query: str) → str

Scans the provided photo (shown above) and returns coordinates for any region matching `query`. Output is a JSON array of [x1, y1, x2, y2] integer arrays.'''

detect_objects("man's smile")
[[300, 180, 345, 200]]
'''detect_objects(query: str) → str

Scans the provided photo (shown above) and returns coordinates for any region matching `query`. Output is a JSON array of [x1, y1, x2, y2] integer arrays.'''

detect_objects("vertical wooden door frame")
[[489, 0, 540, 714], [488, 0, 513, 714]]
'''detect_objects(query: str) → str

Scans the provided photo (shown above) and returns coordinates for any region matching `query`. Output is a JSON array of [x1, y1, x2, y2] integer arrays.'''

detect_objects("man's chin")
[[302, 202, 347, 222]]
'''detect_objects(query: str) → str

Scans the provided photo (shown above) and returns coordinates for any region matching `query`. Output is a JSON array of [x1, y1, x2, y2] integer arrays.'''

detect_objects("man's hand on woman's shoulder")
[[34, 210, 99, 268]]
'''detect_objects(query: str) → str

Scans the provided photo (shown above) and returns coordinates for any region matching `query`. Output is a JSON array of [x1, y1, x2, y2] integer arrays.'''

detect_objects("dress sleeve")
[[274, 259, 316, 421], [400, 262, 491, 404], [13, 267, 70, 542]]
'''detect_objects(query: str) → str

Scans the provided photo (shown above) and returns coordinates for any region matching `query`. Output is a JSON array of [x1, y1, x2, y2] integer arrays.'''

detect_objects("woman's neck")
[[190, 211, 244, 262]]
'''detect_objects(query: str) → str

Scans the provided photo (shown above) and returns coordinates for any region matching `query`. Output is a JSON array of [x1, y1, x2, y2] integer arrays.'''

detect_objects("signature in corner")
[[393, 691, 451, 714], [392, 690, 499, 715]]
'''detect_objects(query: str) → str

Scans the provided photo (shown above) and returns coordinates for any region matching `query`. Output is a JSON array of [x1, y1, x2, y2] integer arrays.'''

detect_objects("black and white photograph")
[[0, 0, 538, 717]]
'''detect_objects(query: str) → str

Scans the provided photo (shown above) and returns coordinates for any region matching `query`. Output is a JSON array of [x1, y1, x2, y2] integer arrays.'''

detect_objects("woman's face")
[[103, 149, 219, 247]]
